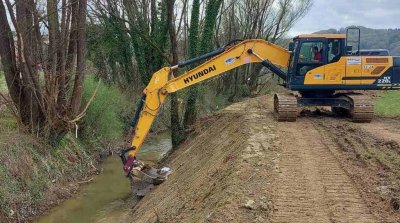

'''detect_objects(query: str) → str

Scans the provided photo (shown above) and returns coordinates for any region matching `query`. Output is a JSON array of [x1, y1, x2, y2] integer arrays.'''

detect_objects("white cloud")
[[289, 0, 400, 37]]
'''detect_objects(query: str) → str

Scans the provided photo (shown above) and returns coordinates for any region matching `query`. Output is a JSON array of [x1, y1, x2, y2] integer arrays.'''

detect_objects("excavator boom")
[[124, 39, 289, 158], [165, 39, 289, 92], [120, 39, 290, 195]]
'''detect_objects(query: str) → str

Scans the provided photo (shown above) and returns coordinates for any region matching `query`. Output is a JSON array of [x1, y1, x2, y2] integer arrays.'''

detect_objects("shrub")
[[80, 76, 133, 146]]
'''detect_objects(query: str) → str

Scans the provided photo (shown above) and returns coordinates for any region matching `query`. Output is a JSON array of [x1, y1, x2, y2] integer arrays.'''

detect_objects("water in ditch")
[[36, 131, 172, 223]]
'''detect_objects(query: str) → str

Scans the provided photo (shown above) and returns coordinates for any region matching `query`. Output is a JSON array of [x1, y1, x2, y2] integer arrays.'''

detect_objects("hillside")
[[315, 26, 400, 56]]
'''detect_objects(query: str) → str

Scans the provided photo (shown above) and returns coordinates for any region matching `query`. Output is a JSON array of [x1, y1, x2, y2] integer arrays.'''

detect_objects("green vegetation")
[[375, 91, 400, 117], [0, 71, 6, 92], [80, 76, 133, 146], [0, 76, 134, 220], [0, 107, 93, 219], [183, 0, 223, 128]]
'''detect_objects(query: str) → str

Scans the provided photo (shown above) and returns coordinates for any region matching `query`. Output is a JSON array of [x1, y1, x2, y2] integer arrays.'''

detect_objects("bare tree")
[[0, 0, 89, 143], [214, 0, 312, 98]]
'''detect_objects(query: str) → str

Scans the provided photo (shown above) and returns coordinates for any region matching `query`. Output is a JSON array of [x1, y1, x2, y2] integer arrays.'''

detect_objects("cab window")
[[297, 41, 324, 76], [289, 40, 299, 69], [328, 39, 342, 63], [299, 42, 324, 63]]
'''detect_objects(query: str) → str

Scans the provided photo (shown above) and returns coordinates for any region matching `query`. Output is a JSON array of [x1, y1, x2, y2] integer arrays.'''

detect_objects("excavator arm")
[[120, 39, 290, 194]]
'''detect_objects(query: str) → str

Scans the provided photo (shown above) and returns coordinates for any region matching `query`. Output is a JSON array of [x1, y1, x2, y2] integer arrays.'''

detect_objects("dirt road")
[[116, 95, 400, 223], [273, 120, 375, 223]]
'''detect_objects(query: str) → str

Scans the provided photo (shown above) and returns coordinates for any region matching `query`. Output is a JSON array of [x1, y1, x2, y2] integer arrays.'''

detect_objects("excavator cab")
[[286, 34, 347, 90], [286, 28, 399, 92]]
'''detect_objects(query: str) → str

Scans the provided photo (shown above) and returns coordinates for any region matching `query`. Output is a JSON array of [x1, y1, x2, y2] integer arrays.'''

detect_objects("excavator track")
[[274, 93, 298, 122], [345, 94, 374, 123]]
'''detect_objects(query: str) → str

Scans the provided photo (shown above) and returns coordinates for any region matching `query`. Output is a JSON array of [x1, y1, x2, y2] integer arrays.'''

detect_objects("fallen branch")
[[77, 177, 94, 185], [90, 160, 98, 172], [69, 79, 101, 123]]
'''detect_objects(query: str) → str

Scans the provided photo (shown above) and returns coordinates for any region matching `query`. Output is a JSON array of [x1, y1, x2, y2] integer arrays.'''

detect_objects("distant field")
[[375, 91, 400, 117]]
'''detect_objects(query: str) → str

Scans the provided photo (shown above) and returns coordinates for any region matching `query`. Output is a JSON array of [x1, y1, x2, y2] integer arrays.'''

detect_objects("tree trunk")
[[184, 0, 223, 128], [70, 0, 88, 116], [0, 1, 19, 109], [167, 0, 185, 147], [0, 0, 91, 144], [1, 0, 45, 133], [183, 0, 200, 129], [67, 0, 79, 73]]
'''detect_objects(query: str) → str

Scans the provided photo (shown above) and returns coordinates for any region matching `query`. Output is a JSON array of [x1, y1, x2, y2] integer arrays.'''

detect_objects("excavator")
[[120, 27, 400, 195]]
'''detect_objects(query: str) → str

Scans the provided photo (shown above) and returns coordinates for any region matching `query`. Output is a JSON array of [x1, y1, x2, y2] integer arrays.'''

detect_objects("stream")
[[36, 131, 172, 223]]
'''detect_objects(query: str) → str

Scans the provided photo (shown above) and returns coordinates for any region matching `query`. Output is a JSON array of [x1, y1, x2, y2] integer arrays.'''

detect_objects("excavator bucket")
[[120, 146, 172, 197], [129, 160, 172, 197]]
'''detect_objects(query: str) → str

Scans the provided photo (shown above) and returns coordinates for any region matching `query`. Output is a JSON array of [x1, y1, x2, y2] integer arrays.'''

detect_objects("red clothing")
[[314, 51, 322, 62]]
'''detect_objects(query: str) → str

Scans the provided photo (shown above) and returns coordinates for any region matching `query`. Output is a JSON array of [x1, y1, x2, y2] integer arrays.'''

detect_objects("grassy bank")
[[0, 118, 95, 221], [0, 77, 134, 222], [375, 91, 400, 117]]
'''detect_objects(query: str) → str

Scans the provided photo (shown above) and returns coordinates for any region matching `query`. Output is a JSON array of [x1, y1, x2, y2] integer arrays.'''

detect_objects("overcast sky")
[[289, 0, 400, 37]]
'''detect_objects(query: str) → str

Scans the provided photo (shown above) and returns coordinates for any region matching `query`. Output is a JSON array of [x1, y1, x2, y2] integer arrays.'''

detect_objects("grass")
[[374, 91, 400, 117], [0, 107, 95, 220], [0, 71, 7, 93]]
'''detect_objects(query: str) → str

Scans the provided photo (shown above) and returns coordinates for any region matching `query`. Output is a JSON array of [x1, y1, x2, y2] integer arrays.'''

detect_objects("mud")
[[313, 116, 400, 222], [272, 119, 375, 223], [115, 95, 400, 223]]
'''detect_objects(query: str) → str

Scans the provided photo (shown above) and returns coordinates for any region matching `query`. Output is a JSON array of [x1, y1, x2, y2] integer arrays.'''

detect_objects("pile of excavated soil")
[[119, 97, 279, 222]]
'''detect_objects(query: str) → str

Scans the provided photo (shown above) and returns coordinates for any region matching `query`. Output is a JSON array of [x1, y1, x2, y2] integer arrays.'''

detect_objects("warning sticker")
[[347, 57, 361, 65], [313, 73, 324, 80]]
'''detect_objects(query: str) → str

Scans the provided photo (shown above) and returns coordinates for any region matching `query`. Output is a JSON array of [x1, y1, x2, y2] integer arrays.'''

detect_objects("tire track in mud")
[[312, 117, 400, 223], [272, 119, 376, 223]]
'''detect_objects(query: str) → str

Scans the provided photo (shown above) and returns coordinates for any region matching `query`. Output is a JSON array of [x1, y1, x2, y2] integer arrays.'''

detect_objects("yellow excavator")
[[120, 28, 400, 195]]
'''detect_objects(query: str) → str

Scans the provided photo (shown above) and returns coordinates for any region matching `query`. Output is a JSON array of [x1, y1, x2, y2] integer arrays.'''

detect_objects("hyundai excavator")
[[120, 28, 400, 196]]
